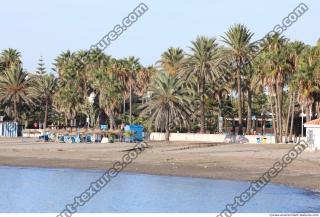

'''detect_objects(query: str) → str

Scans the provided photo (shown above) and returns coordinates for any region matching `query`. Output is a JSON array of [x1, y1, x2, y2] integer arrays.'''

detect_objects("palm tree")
[[286, 41, 306, 142], [0, 66, 33, 121], [92, 67, 122, 129], [179, 36, 224, 133], [33, 74, 58, 128], [53, 50, 73, 78], [140, 72, 192, 141], [254, 34, 291, 142], [242, 64, 255, 134], [124, 56, 141, 124], [208, 81, 229, 133], [135, 65, 156, 96], [0, 48, 22, 70], [221, 24, 256, 135], [158, 47, 184, 75], [53, 83, 82, 127], [295, 45, 319, 118]]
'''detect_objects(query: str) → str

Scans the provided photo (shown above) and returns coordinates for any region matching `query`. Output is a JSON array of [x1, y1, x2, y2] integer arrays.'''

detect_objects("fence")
[[0, 122, 18, 137]]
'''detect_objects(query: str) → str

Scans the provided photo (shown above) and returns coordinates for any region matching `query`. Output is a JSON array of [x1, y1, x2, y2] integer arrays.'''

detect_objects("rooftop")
[[305, 118, 320, 125]]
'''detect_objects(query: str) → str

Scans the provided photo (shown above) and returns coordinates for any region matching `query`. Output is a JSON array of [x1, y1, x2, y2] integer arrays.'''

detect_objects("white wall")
[[22, 129, 43, 138], [149, 132, 275, 144], [305, 126, 320, 151]]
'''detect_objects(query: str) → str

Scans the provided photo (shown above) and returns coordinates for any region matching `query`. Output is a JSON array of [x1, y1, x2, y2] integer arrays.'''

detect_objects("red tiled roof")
[[305, 118, 320, 125]]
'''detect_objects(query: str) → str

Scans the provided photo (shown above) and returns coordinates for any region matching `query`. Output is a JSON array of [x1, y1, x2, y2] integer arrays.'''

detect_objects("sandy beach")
[[0, 138, 319, 191]]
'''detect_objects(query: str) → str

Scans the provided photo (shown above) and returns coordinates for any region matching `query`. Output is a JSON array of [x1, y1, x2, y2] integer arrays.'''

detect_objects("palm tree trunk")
[[306, 105, 310, 122], [312, 101, 316, 120], [273, 85, 280, 143], [165, 109, 170, 141], [279, 84, 284, 142], [275, 83, 281, 143], [13, 100, 17, 121], [246, 90, 252, 134], [218, 97, 223, 133], [285, 92, 292, 142], [123, 98, 126, 116], [301, 104, 304, 137], [44, 100, 48, 129], [237, 68, 243, 135], [268, 92, 278, 143], [289, 92, 295, 142], [237, 71, 243, 135], [106, 109, 115, 130], [307, 104, 312, 122], [199, 77, 205, 133]]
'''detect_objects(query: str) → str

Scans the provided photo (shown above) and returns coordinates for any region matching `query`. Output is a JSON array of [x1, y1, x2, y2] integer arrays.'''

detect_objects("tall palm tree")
[[124, 56, 141, 124], [158, 47, 184, 75], [33, 74, 58, 128], [0, 48, 22, 70], [135, 65, 156, 96], [140, 72, 192, 141], [92, 67, 122, 129], [221, 24, 256, 135], [53, 83, 82, 127], [53, 50, 73, 78], [295, 45, 319, 119], [254, 34, 290, 142], [0, 66, 33, 121], [179, 36, 223, 133], [208, 81, 229, 133], [286, 41, 306, 141]]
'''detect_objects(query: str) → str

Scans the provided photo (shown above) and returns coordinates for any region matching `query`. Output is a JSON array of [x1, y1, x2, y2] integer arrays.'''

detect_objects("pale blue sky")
[[0, 0, 319, 72]]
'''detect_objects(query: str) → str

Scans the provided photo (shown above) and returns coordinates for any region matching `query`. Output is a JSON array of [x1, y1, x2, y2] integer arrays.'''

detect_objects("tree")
[[92, 65, 122, 130], [124, 56, 141, 124], [53, 82, 83, 127], [140, 72, 192, 141], [222, 24, 256, 135], [286, 41, 306, 142], [53, 50, 73, 78], [208, 79, 230, 133], [179, 36, 224, 133], [158, 47, 184, 75], [0, 66, 33, 121], [36, 56, 46, 76], [254, 34, 291, 142], [0, 48, 22, 70], [34, 74, 58, 128]]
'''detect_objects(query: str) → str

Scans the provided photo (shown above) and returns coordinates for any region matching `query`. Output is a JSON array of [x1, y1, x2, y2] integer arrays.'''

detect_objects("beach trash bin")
[[262, 137, 267, 144], [256, 137, 261, 144], [100, 124, 108, 130], [124, 125, 144, 142]]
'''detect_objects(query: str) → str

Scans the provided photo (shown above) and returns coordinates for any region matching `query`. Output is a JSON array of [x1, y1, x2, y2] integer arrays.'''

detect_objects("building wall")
[[305, 126, 320, 151], [149, 132, 275, 144]]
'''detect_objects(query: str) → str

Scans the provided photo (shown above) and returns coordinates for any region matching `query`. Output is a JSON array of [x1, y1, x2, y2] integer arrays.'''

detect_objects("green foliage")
[[0, 27, 319, 137]]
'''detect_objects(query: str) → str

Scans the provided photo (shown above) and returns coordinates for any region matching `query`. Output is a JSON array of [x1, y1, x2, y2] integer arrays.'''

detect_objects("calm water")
[[0, 166, 319, 213]]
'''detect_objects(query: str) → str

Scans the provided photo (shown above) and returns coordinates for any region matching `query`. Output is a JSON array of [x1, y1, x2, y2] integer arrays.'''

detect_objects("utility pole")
[[129, 84, 132, 125]]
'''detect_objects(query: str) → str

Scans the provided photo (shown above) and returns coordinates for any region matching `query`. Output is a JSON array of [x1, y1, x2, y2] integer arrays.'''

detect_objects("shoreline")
[[0, 138, 320, 192], [1, 161, 319, 193]]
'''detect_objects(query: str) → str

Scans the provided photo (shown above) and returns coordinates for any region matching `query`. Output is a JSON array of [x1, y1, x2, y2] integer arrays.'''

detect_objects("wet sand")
[[0, 137, 319, 191]]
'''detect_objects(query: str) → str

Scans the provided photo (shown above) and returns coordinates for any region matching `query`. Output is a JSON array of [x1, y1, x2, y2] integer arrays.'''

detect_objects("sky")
[[0, 0, 319, 72]]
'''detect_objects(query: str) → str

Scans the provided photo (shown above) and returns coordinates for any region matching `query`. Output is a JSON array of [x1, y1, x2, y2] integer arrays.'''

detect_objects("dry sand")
[[0, 137, 319, 191]]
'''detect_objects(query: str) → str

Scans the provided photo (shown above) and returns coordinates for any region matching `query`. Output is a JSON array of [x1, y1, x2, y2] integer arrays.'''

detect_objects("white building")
[[304, 118, 320, 151]]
